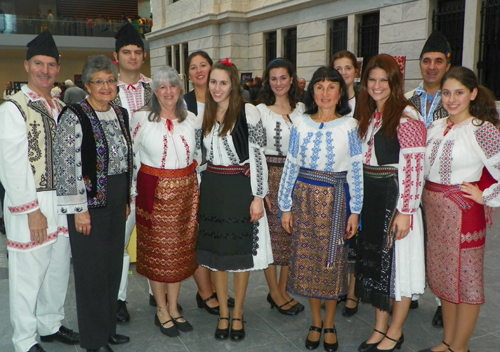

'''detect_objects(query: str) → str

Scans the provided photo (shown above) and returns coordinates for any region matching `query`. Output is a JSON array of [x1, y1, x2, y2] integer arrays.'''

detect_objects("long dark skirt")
[[196, 169, 255, 271], [355, 166, 398, 312]]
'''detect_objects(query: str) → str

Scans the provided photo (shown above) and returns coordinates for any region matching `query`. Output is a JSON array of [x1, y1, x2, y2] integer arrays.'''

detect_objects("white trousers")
[[117, 204, 135, 301], [9, 236, 70, 352]]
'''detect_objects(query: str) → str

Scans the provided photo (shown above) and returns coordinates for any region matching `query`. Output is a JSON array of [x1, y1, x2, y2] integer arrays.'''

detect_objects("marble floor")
[[0, 209, 499, 352]]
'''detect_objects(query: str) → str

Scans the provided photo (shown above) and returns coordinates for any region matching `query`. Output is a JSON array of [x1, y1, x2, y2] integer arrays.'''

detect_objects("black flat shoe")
[[40, 325, 80, 345], [286, 298, 305, 312], [372, 333, 404, 352], [196, 292, 219, 315], [342, 298, 359, 317], [432, 306, 443, 327], [323, 327, 339, 352], [172, 315, 193, 332], [108, 333, 129, 345], [28, 344, 46, 352], [214, 316, 230, 340], [149, 294, 183, 312], [305, 325, 322, 350], [116, 300, 130, 322], [358, 328, 386, 352], [154, 313, 180, 337], [87, 345, 113, 352], [267, 293, 299, 316], [230, 317, 246, 341]]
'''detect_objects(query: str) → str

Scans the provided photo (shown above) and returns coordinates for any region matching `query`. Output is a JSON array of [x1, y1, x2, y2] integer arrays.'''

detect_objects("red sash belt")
[[140, 161, 197, 178], [425, 180, 476, 210], [207, 163, 250, 177]]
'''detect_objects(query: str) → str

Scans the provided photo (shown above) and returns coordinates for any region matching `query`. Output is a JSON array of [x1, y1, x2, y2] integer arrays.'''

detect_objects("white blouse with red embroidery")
[[362, 105, 427, 215], [425, 117, 500, 207]]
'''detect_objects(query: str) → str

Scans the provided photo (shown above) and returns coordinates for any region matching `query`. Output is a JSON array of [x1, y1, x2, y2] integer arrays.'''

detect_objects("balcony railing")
[[0, 14, 149, 37]]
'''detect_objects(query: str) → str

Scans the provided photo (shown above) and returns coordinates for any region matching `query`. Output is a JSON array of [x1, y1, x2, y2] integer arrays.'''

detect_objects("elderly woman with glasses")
[[55, 55, 132, 352]]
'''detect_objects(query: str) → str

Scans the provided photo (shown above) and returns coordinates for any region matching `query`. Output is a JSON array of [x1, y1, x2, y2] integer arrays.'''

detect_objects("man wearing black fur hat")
[[0, 30, 80, 352], [112, 22, 152, 323], [405, 30, 452, 328], [406, 30, 451, 127]]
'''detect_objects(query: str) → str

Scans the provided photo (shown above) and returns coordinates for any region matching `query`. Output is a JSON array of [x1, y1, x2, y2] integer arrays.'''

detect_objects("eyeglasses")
[[89, 79, 117, 86]]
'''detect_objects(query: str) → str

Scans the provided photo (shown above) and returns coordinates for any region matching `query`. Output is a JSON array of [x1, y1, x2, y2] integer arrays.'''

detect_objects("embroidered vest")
[[408, 94, 449, 122], [4, 91, 64, 192], [111, 81, 152, 112], [61, 100, 133, 208]]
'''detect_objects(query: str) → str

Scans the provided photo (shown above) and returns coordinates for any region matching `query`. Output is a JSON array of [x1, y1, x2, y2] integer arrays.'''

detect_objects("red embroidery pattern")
[[438, 140, 454, 185], [180, 135, 190, 165], [364, 112, 382, 164], [8, 199, 39, 214], [428, 139, 442, 167], [474, 122, 500, 159], [401, 154, 414, 212], [132, 123, 141, 138], [398, 119, 427, 149], [7, 226, 68, 250], [161, 134, 168, 169]]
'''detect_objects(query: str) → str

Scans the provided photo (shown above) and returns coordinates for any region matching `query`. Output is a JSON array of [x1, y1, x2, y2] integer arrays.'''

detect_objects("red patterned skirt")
[[136, 162, 199, 283], [422, 180, 486, 304], [266, 155, 292, 266]]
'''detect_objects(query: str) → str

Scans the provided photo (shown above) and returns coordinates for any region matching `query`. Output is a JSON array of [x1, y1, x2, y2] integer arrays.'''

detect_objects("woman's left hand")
[[459, 182, 484, 205], [250, 197, 264, 223], [392, 213, 411, 240], [345, 214, 359, 239], [126, 205, 131, 220]]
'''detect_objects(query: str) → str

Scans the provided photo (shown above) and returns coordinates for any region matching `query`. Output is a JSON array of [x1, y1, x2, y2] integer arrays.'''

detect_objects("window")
[[329, 18, 348, 61], [432, 0, 465, 66], [174, 45, 180, 73], [284, 27, 297, 69], [357, 12, 379, 67], [478, 0, 500, 99], [265, 31, 277, 66], [166, 46, 172, 67]]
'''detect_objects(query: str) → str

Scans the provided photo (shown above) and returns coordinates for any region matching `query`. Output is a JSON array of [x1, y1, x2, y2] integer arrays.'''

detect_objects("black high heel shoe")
[[342, 298, 359, 317], [417, 340, 450, 352], [230, 317, 246, 341], [267, 293, 299, 316], [372, 333, 404, 352], [323, 327, 339, 352], [286, 298, 305, 312], [305, 325, 322, 350], [196, 292, 220, 315], [358, 328, 386, 352], [214, 316, 230, 340]]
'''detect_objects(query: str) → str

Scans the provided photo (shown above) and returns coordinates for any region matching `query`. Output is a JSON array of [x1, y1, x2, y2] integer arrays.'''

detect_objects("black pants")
[[69, 174, 127, 349]]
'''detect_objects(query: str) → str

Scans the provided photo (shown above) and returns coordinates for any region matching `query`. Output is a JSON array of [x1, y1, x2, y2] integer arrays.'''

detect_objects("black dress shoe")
[[196, 292, 219, 315], [286, 298, 305, 312], [27, 344, 46, 352], [108, 333, 130, 345], [86, 345, 113, 352], [323, 327, 339, 352], [40, 325, 80, 344], [371, 333, 404, 352], [214, 316, 230, 340], [267, 293, 299, 316], [410, 299, 419, 309], [358, 328, 386, 352], [432, 306, 443, 327], [149, 294, 183, 312], [342, 298, 359, 317], [230, 317, 246, 341], [305, 325, 322, 350], [172, 315, 193, 332], [213, 292, 235, 308], [116, 300, 130, 322], [155, 313, 180, 337]]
